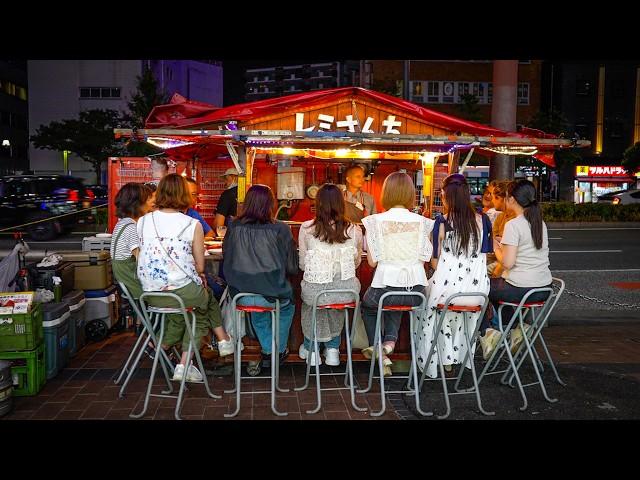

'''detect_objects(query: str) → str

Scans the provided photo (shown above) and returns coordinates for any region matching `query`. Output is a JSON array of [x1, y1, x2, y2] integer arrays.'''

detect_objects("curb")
[[547, 222, 640, 228]]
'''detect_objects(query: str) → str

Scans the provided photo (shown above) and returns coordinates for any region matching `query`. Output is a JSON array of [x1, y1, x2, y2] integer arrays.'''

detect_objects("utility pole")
[[490, 60, 518, 180]]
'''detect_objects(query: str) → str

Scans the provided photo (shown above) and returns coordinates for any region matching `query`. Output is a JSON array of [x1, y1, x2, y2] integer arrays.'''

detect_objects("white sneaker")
[[480, 328, 502, 361], [298, 343, 322, 366], [217, 337, 236, 357], [172, 363, 203, 383], [324, 348, 340, 366], [510, 324, 531, 355]]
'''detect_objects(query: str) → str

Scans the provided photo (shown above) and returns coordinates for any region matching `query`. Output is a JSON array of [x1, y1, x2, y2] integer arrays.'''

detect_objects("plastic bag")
[[34, 288, 54, 304], [220, 287, 246, 340]]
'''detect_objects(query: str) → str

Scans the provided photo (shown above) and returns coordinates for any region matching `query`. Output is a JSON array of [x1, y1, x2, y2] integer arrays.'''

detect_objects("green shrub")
[[541, 202, 640, 222]]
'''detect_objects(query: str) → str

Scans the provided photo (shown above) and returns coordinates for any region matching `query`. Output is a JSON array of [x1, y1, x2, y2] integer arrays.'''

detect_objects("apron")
[[343, 190, 368, 224], [111, 222, 143, 299]]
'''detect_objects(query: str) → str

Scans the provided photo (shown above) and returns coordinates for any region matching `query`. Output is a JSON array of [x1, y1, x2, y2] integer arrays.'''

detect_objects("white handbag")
[[220, 286, 246, 340]]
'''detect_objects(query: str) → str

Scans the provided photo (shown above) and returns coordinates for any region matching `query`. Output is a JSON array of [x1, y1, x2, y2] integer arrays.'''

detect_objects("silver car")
[[612, 189, 640, 205]]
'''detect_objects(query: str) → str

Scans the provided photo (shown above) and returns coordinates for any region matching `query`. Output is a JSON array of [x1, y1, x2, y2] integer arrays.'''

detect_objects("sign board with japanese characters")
[[575, 165, 631, 177]]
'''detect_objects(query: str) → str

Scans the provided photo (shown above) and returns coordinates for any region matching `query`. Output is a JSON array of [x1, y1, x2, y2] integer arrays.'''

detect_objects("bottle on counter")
[[52, 276, 62, 303]]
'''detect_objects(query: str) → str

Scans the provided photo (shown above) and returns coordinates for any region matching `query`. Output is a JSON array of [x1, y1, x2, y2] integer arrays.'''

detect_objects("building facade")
[[0, 60, 29, 174], [244, 61, 361, 101], [542, 60, 640, 202], [28, 60, 223, 183]]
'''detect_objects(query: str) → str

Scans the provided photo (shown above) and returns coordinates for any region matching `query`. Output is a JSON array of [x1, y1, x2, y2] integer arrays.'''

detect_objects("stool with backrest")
[[130, 291, 221, 420], [416, 292, 493, 419], [357, 290, 430, 417], [113, 282, 177, 399], [294, 289, 367, 414], [476, 286, 555, 412], [225, 292, 289, 417]]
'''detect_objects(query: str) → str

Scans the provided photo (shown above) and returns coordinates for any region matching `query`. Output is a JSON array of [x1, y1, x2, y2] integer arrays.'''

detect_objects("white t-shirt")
[[500, 215, 552, 288], [362, 208, 434, 288]]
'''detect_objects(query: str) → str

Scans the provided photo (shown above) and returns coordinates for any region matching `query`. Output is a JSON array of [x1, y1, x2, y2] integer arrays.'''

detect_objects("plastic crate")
[[82, 236, 112, 252], [0, 343, 46, 396], [0, 302, 43, 352]]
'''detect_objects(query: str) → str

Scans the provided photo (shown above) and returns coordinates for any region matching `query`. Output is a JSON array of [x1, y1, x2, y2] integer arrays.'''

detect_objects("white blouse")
[[362, 208, 434, 288], [298, 221, 362, 284]]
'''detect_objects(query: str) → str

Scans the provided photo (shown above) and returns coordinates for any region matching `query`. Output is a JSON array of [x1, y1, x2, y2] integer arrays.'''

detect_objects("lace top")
[[137, 211, 201, 291], [362, 208, 434, 288], [298, 221, 363, 284]]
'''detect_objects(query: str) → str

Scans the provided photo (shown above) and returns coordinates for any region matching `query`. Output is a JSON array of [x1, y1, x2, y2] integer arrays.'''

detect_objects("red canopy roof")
[[146, 87, 562, 166]]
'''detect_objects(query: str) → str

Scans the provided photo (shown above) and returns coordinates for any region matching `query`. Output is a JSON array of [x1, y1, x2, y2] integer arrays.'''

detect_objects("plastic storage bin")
[[42, 302, 70, 380], [0, 343, 46, 396], [0, 302, 43, 352], [62, 290, 86, 357], [84, 285, 119, 342]]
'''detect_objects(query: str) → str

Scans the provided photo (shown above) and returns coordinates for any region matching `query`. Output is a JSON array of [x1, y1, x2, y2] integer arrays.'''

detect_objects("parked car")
[[0, 175, 93, 240], [612, 189, 640, 205], [596, 189, 629, 204]]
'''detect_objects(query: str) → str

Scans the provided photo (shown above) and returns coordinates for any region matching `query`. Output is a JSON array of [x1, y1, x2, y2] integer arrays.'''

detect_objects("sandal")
[[246, 360, 262, 376]]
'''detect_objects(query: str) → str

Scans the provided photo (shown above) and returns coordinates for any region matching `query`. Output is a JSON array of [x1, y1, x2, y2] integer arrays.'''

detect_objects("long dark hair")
[[508, 179, 544, 249], [441, 173, 479, 255], [312, 184, 351, 244], [237, 184, 275, 224]]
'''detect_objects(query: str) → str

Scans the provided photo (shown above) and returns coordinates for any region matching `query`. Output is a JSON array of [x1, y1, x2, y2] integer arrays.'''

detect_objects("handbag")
[[220, 286, 247, 340], [350, 307, 370, 350]]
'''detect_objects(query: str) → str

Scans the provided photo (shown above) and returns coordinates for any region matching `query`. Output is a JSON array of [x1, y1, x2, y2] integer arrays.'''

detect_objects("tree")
[[122, 68, 169, 156], [31, 109, 126, 184], [526, 109, 582, 171], [622, 142, 640, 175], [455, 94, 482, 122]]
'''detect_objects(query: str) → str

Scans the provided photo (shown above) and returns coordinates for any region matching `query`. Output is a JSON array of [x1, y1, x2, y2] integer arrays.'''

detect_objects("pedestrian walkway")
[[2, 324, 639, 420]]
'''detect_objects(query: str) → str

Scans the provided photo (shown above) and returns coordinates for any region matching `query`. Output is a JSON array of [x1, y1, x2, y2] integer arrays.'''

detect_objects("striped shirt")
[[110, 218, 140, 260]]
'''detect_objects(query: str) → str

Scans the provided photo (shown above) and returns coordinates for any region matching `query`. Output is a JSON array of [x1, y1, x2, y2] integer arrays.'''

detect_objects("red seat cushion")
[[382, 305, 415, 312], [498, 301, 544, 308], [436, 304, 482, 312], [317, 302, 356, 310], [236, 305, 275, 313]]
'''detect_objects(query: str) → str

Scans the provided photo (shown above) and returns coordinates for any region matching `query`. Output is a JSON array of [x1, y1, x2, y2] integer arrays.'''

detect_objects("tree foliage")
[[30, 109, 126, 184], [622, 141, 640, 175]]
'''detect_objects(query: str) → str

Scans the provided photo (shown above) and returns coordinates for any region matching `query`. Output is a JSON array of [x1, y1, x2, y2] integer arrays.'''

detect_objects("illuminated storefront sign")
[[575, 165, 630, 177]]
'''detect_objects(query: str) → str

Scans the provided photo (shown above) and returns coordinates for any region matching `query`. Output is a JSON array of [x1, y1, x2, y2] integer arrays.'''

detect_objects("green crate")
[[0, 343, 46, 396], [0, 303, 43, 352]]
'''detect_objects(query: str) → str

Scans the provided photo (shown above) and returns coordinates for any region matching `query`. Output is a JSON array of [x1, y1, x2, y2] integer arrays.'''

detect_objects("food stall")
[[111, 87, 590, 364]]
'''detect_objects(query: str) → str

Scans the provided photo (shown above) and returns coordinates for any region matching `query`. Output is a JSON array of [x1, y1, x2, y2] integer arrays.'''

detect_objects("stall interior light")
[[483, 146, 538, 156], [147, 137, 195, 150], [282, 147, 294, 155], [254, 146, 448, 160]]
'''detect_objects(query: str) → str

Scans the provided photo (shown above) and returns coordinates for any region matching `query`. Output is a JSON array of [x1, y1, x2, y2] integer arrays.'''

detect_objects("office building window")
[[427, 81, 440, 103], [574, 123, 590, 139], [79, 87, 122, 99], [576, 78, 592, 96], [517, 83, 530, 105]]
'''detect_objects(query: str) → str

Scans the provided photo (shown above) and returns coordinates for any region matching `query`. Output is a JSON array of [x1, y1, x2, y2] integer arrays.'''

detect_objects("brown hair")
[[154, 173, 192, 210], [441, 173, 479, 256], [492, 180, 510, 198], [115, 182, 153, 219], [311, 184, 352, 244], [237, 184, 275, 224], [381, 172, 415, 210]]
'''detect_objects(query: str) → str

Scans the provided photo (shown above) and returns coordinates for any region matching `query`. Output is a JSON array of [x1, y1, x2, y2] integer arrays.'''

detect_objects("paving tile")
[[65, 394, 98, 411], [55, 409, 85, 420], [30, 402, 67, 420], [80, 401, 115, 420]]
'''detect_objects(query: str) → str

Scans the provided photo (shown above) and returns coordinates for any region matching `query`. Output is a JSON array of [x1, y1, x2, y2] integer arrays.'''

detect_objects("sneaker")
[[510, 324, 531, 355], [480, 328, 502, 361], [172, 363, 203, 383], [217, 337, 235, 357], [298, 343, 322, 366], [324, 348, 340, 366]]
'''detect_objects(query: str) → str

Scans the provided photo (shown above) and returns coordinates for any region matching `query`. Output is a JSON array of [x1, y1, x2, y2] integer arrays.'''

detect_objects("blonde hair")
[[381, 172, 415, 210], [154, 173, 192, 210]]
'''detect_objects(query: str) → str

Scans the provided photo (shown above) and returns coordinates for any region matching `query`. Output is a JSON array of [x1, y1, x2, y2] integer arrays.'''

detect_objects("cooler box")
[[26, 261, 75, 297], [60, 251, 112, 290], [84, 285, 119, 342], [0, 302, 43, 352], [42, 302, 70, 380], [0, 343, 46, 396], [62, 290, 86, 357], [82, 236, 111, 252]]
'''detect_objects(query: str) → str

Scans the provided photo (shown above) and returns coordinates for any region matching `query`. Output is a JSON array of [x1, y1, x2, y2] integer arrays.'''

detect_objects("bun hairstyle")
[[507, 179, 544, 249], [441, 173, 479, 255]]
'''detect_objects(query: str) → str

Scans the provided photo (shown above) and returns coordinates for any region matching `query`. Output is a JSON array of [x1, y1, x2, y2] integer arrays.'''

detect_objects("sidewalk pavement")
[[2, 322, 639, 421]]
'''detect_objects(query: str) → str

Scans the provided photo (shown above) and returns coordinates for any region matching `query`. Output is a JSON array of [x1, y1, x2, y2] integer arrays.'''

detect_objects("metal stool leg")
[[461, 311, 494, 416], [343, 305, 367, 412], [225, 298, 243, 417], [408, 311, 433, 417], [367, 306, 385, 416], [271, 304, 288, 417]]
